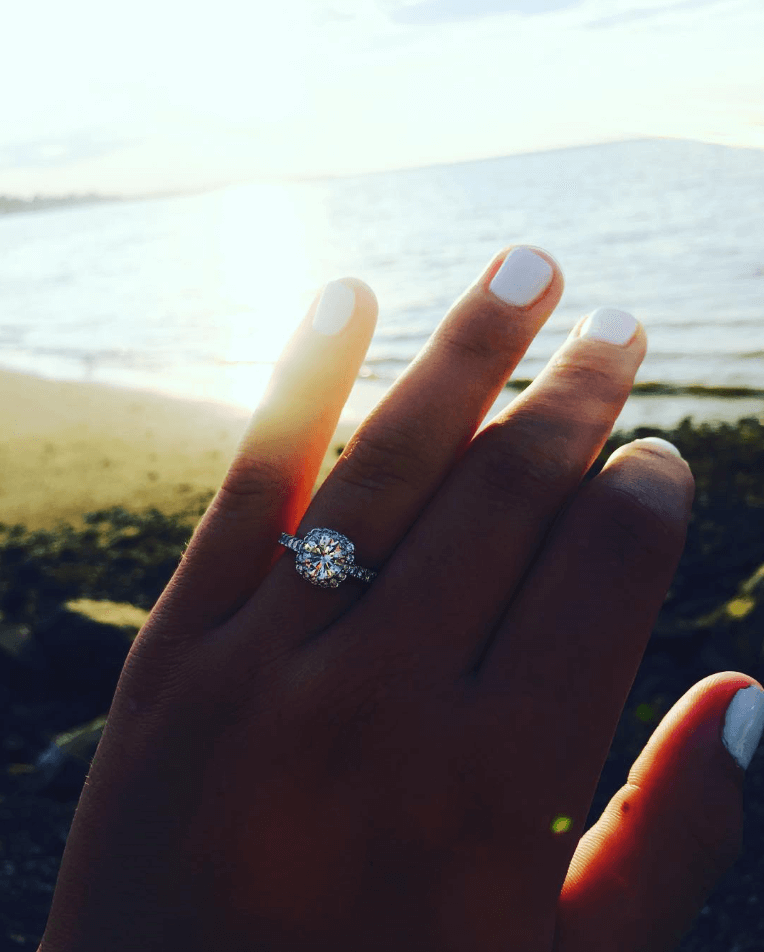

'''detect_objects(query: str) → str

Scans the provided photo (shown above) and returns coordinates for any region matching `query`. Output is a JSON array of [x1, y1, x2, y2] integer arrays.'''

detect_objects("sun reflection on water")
[[201, 179, 332, 411]]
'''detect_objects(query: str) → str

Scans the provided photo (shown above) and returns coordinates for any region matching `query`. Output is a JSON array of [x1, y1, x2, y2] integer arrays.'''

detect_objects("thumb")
[[555, 672, 764, 952]]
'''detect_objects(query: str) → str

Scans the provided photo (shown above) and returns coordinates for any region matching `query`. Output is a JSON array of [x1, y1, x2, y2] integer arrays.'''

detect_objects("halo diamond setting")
[[279, 528, 376, 588]]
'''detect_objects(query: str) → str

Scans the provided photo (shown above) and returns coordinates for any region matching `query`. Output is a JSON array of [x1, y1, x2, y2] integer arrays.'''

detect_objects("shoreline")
[[2, 366, 762, 533], [0, 367, 356, 532]]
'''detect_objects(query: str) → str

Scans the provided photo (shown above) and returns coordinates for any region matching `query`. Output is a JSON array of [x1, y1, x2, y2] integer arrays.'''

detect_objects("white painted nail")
[[312, 280, 356, 335], [636, 437, 683, 459], [580, 307, 638, 346], [488, 247, 554, 307], [722, 685, 764, 771]]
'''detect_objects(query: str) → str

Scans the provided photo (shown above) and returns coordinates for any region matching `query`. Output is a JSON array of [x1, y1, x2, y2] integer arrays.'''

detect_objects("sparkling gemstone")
[[296, 529, 353, 587]]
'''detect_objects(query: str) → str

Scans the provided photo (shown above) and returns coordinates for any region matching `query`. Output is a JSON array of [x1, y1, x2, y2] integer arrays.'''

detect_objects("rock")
[[0, 620, 34, 660], [21, 716, 107, 799], [22, 600, 146, 708], [0, 600, 148, 746], [61, 599, 148, 634]]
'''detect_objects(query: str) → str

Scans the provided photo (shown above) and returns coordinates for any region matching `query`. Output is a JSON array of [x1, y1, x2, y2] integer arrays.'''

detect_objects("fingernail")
[[636, 437, 683, 459], [722, 685, 764, 771], [580, 307, 638, 346], [488, 247, 554, 307], [312, 280, 356, 335]]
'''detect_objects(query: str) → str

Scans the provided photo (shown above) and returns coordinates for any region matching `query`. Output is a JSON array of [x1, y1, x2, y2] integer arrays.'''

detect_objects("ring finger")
[[250, 245, 564, 636]]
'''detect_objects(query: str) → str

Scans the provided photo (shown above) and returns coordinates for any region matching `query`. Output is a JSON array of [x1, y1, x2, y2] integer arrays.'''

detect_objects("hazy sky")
[[1, 0, 762, 195]]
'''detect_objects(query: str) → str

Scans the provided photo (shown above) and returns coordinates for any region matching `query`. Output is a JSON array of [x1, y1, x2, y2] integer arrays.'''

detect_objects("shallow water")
[[1, 137, 763, 430]]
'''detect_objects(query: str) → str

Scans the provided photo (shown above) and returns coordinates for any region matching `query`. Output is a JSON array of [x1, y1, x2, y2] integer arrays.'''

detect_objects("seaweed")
[[2, 417, 764, 949]]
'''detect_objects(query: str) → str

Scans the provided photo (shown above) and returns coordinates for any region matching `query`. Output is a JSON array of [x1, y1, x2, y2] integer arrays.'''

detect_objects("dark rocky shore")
[[1, 415, 763, 950]]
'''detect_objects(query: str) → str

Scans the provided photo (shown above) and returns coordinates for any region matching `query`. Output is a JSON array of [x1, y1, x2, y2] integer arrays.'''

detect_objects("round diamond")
[[295, 529, 353, 588]]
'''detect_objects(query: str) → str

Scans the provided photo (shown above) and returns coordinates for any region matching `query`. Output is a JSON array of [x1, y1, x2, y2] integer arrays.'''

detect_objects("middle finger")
[[251, 245, 564, 636]]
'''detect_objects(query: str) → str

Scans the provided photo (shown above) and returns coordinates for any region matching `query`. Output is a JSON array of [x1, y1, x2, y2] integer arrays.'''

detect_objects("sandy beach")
[[0, 368, 356, 532], [3, 364, 763, 534]]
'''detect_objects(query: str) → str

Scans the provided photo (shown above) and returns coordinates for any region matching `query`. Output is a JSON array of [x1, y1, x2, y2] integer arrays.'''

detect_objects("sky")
[[1, 0, 762, 196]]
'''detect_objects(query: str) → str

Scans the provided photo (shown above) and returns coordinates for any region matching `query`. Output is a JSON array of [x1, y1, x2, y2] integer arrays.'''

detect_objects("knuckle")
[[472, 422, 569, 504], [599, 486, 682, 567], [218, 453, 293, 504], [440, 320, 509, 366], [437, 293, 531, 369], [551, 352, 628, 409], [597, 447, 693, 549], [335, 420, 431, 495]]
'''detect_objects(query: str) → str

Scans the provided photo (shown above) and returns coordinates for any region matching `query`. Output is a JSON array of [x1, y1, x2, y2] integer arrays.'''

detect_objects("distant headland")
[[0, 194, 122, 215]]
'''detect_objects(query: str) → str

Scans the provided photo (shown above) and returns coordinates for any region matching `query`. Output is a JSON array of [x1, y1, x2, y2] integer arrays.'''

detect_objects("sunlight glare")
[[211, 180, 330, 409]]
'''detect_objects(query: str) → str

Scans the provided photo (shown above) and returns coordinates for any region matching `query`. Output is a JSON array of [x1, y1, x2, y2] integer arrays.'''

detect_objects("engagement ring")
[[279, 528, 377, 588]]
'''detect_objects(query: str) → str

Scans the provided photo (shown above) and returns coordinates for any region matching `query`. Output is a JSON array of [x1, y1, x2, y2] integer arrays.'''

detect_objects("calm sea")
[[2, 138, 764, 433]]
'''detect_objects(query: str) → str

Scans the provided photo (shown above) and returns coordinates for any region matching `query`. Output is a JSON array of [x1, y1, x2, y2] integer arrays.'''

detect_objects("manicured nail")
[[580, 307, 638, 346], [488, 247, 554, 307], [312, 280, 356, 335], [636, 437, 683, 459], [722, 685, 764, 771]]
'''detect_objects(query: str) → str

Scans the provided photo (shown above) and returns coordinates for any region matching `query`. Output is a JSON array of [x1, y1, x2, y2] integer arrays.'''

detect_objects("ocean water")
[[2, 138, 764, 432]]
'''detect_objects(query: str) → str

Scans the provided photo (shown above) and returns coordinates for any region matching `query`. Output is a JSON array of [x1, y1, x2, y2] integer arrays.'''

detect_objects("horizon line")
[[2, 134, 763, 205]]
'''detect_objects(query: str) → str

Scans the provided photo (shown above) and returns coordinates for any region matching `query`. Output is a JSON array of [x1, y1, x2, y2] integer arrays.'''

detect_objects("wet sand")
[[0, 368, 355, 532]]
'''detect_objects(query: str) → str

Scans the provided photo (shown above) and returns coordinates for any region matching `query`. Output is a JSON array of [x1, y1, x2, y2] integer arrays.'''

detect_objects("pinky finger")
[[151, 277, 378, 634], [555, 672, 764, 952]]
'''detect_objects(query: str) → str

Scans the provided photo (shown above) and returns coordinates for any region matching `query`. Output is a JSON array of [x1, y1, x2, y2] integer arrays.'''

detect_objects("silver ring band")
[[279, 528, 377, 588]]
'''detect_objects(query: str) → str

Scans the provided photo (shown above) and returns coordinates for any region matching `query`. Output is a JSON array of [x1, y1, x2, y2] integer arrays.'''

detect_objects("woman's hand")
[[39, 247, 762, 952]]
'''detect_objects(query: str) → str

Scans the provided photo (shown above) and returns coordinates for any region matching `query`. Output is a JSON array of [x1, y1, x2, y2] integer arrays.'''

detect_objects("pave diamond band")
[[278, 528, 377, 588]]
